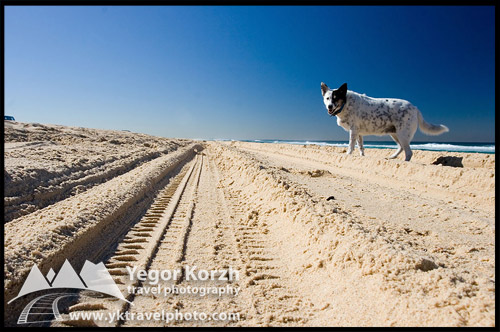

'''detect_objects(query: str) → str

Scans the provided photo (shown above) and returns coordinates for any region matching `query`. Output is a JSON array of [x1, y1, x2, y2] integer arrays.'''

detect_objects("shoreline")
[[210, 139, 495, 154]]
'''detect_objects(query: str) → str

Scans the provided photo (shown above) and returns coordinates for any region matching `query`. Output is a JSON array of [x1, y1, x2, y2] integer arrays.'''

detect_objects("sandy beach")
[[4, 121, 495, 327]]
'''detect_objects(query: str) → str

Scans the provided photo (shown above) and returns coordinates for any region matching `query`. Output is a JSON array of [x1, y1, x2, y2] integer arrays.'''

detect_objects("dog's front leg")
[[347, 129, 357, 155], [357, 135, 365, 156]]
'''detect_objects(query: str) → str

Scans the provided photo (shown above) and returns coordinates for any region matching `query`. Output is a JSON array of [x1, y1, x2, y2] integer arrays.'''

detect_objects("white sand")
[[4, 122, 495, 327]]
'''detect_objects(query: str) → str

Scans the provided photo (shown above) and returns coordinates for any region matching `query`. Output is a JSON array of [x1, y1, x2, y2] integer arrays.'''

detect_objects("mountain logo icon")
[[8, 259, 130, 304]]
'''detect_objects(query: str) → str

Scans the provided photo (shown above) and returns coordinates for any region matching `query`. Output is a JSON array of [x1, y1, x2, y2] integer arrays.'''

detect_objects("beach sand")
[[4, 121, 495, 327]]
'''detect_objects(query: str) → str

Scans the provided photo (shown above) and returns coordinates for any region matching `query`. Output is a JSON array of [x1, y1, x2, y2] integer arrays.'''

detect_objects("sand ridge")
[[4, 121, 192, 222]]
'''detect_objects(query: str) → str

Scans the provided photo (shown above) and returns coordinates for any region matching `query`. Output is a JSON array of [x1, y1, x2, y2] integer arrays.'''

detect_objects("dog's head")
[[321, 82, 347, 116]]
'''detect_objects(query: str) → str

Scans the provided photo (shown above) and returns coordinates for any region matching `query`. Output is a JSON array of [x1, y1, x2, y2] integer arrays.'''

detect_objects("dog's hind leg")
[[400, 124, 418, 161], [357, 135, 365, 156], [399, 135, 413, 161], [387, 134, 403, 159]]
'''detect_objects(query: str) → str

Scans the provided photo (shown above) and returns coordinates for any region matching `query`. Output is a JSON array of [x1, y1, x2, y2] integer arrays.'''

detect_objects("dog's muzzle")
[[328, 103, 345, 116]]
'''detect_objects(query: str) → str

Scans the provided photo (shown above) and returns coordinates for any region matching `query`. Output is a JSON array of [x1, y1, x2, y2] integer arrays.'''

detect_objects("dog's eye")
[[326, 97, 330, 100]]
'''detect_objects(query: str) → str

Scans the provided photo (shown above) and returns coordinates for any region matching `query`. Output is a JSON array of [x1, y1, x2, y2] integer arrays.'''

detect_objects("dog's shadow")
[[432, 156, 464, 168]]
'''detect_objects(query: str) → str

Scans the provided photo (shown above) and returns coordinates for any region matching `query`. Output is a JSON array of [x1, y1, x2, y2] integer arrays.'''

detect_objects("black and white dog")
[[321, 82, 449, 161]]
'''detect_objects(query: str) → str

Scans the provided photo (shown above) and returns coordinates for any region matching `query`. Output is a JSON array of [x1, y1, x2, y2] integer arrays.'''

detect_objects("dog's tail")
[[417, 110, 449, 135]]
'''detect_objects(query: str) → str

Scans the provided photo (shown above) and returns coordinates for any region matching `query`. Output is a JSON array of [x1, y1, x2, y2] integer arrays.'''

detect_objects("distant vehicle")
[[4, 115, 15, 121]]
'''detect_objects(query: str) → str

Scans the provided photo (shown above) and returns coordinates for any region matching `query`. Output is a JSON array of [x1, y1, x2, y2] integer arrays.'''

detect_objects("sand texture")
[[3, 122, 495, 327]]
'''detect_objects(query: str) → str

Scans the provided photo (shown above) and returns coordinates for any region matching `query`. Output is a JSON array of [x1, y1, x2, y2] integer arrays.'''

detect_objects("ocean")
[[232, 140, 495, 154]]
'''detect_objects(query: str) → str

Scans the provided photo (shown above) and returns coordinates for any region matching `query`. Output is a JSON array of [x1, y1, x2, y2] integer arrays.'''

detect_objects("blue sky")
[[4, 6, 495, 142]]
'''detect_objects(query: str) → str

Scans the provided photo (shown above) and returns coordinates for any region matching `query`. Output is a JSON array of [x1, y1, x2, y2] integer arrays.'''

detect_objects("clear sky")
[[4, 6, 495, 142]]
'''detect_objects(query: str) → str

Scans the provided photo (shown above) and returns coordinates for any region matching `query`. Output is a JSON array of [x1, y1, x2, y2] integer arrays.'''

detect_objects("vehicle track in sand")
[[54, 150, 316, 327], [229, 143, 494, 272], [52, 153, 200, 327]]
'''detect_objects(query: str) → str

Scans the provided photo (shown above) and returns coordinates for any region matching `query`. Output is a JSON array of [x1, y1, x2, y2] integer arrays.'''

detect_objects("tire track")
[[125, 153, 248, 327], [228, 141, 494, 214], [226, 143, 495, 278], [121, 149, 315, 327], [195, 149, 314, 326], [53, 154, 204, 327], [5, 144, 202, 327], [217, 171, 315, 326], [118, 154, 204, 327]]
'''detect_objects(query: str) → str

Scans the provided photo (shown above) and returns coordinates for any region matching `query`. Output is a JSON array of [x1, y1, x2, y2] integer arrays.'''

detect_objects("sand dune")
[[3, 122, 495, 327]]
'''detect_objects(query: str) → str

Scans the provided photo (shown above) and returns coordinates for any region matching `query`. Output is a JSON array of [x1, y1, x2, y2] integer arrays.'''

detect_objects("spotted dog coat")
[[321, 82, 449, 161]]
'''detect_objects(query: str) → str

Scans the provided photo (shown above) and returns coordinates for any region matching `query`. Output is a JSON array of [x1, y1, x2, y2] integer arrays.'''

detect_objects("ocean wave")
[[408, 143, 495, 153]]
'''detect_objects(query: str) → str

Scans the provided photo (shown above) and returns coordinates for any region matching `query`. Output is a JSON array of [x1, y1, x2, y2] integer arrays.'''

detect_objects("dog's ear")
[[337, 83, 348, 98], [321, 82, 329, 96]]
